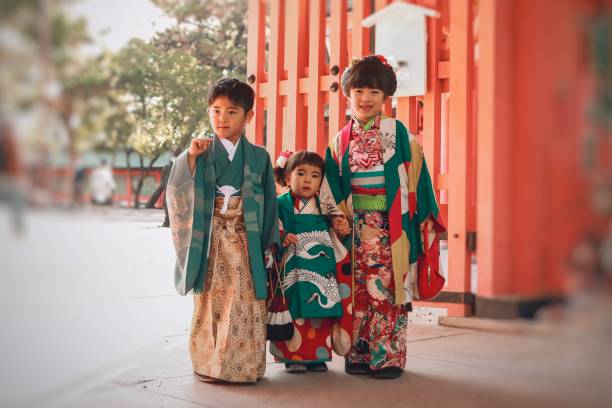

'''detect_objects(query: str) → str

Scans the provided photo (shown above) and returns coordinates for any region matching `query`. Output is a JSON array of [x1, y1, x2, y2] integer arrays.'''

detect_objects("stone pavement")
[[39, 303, 612, 408], [3, 207, 610, 408]]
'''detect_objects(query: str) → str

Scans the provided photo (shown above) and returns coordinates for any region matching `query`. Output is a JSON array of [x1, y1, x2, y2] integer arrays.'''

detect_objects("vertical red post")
[[476, 0, 513, 298], [266, 0, 286, 158], [246, 0, 265, 145], [407, 97, 419, 134], [446, 0, 474, 315], [328, 0, 348, 140], [422, 0, 442, 175], [285, 0, 309, 152], [375, 0, 392, 117], [396, 98, 411, 129], [351, 0, 372, 58], [307, 0, 327, 154]]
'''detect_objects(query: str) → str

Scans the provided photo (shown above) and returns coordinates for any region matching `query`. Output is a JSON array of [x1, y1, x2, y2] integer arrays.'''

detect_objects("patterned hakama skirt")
[[190, 196, 267, 383]]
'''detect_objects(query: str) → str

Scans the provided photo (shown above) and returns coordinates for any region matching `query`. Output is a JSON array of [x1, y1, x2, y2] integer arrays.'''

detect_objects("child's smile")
[[349, 87, 386, 123]]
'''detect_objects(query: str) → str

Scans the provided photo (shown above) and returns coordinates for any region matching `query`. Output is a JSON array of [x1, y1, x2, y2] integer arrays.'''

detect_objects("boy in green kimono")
[[166, 78, 279, 383]]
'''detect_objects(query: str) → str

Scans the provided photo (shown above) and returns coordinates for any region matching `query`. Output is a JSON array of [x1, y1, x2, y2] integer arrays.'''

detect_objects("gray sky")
[[69, 0, 174, 53]]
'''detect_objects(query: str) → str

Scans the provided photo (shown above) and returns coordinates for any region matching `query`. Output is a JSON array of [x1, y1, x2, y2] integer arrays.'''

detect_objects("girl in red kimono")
[[319, 55, 445, 379]]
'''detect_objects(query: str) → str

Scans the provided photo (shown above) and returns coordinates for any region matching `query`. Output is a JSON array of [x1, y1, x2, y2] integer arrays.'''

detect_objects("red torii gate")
[[245, 0, 608, 318]]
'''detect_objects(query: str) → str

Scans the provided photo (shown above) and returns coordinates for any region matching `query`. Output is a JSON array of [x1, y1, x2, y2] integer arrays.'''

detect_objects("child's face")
[[287, 164, 322, 200], [348, 87, 387, 124], [208, 96, 254, 143]]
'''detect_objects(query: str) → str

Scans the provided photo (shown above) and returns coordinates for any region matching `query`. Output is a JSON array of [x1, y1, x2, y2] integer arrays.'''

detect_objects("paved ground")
[[0, 206, 192, 407], [50, 309, 612, 408], [1, 206, 611, 408]]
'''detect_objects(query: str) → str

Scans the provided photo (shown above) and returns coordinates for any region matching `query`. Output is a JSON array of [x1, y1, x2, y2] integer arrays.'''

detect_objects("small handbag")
[[416, 220, 445, 300], [266, 253, 294, 341]]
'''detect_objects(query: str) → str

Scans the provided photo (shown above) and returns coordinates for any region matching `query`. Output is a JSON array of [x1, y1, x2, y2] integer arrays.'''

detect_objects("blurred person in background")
[[89, 158, 115, 205], [73, 159, 88, 207], [0, 119, 25, 233]]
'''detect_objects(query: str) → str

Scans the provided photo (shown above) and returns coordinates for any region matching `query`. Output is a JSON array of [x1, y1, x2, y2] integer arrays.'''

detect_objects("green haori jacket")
[[166, 135, 280, 299]]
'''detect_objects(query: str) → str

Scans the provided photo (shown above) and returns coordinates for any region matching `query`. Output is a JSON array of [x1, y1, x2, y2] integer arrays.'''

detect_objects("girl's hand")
[[282, 233, 299, 247], [331, 216, 351, 237]]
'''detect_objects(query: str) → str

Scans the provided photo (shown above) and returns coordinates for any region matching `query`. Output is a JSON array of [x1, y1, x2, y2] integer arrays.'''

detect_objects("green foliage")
[[112, 38, 210, 159], [1, 0, 248, 164], [151, 0, 248, 77], [106, 0, 248, 159]]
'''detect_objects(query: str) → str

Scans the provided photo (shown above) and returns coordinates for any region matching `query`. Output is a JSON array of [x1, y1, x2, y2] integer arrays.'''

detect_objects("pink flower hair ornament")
[[276, 150, 293, 168]]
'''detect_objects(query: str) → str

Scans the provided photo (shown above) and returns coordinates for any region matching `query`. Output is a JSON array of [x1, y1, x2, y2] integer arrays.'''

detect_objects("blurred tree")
[[151, 0, 247, 78], [0, 0, 111, 202], [140, 0, 248, 216], [112, 38, 210, 207]]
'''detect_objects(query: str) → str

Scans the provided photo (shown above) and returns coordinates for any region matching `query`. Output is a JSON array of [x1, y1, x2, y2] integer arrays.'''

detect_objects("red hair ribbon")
[[276, 150, 293, 168], [350, 54, 391, 68], [373, 54, 390, 67]]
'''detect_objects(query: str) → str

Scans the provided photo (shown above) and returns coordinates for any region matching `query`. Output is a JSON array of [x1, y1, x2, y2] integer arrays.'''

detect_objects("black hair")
[[207, 77, 255, 112], [341, 55, 397, 97], [274, 150, 326, 187]]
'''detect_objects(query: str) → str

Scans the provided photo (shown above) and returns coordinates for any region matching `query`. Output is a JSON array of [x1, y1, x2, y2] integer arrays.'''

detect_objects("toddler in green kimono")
[[167, 78, 279, 383], [269, 150, 344, 374], [320, 55, 445, 379]]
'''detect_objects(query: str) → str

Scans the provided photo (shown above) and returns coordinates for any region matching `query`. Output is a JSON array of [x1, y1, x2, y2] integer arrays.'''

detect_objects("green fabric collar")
[[352, 114, 382, 132]]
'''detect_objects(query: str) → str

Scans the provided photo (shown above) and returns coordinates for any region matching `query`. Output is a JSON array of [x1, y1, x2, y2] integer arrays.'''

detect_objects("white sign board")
[[362, 2, 440, 97]]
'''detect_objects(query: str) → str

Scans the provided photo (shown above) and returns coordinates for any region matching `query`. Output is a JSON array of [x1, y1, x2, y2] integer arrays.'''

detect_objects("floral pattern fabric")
[[347, 210, 409, 370], [348, 116, 384, 173]]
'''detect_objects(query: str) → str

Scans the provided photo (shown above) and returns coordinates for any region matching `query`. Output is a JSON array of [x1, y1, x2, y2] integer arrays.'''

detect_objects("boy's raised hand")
[[188, 137, 212, 175], [282, 233, 299, 247], [189, 137, 212, 157]]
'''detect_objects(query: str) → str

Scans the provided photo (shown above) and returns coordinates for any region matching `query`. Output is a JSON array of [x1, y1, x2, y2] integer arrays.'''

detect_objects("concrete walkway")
[[4, 207, 609, 408], [38, 301, 612, 408]]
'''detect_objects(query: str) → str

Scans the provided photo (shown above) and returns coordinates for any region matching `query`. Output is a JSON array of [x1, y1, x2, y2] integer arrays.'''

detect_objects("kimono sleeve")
[[320, 145, 346, 218], [260, 153, 281, 251], [416, 158, 444, 231], [166, 151, 195, 295]]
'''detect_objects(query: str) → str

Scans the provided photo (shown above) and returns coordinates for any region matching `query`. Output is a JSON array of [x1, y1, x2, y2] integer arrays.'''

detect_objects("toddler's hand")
[[282, 233, 299, 247], [331, 216, 351, 237]]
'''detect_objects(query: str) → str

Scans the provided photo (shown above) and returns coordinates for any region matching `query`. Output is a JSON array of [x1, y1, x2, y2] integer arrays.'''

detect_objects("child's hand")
[[282, 233, 299, 247], [188, 137, 212, 158], [188, 137, 212, 174], [331, 216, 351, 237]]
